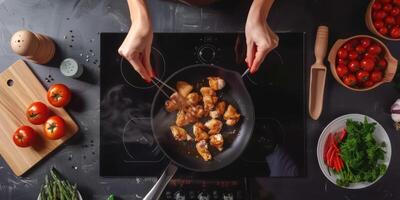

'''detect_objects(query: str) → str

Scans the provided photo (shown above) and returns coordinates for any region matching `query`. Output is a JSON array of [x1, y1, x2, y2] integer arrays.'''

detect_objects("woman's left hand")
[[245, 0, 279, 74]]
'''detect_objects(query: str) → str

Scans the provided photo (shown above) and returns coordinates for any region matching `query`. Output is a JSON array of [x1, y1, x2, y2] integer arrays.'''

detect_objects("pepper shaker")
[[10, 30, 55, 64]]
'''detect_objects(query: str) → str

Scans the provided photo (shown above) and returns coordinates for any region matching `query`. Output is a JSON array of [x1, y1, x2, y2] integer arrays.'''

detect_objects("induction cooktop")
[[100, 32, 306, 178]]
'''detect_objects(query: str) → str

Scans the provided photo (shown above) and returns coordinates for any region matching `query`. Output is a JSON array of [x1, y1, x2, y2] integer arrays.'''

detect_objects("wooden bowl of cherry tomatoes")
[[366, 0, 400, 40], [328, 35, 398, 91]]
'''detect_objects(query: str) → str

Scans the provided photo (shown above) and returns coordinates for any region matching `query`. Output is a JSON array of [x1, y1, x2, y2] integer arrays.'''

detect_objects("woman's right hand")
[[118, 21, 154, 82]]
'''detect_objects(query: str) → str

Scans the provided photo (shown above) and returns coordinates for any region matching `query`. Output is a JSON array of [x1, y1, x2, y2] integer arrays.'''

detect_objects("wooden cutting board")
[[0, 60, 79, 176]]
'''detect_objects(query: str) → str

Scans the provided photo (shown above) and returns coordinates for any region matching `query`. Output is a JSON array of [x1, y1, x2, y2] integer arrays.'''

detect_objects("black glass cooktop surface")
[[100, 33, 306, 178]]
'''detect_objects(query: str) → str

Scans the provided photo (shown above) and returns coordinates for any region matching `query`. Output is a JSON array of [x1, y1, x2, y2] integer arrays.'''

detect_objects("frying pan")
[[144, 64, 254, 200]]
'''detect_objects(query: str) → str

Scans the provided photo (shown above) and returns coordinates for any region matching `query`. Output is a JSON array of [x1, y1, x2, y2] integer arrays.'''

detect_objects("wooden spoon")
[[309, 26, 329, 120]]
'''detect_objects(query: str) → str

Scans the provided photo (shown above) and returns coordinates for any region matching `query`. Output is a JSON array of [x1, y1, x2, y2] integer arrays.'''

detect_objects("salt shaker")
[[10, 30, 55, 64]]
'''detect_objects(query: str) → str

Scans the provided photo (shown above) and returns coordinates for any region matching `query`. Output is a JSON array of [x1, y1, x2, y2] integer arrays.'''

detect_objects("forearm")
[[127, 0, 151, 29], [248, 0, 274, 21]]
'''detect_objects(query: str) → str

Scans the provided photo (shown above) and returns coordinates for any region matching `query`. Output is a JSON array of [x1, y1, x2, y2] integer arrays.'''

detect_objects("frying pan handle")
[[143, 162, 178, 200]]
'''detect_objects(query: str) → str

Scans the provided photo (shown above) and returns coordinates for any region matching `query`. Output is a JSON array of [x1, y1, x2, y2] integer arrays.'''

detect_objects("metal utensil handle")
[[241, 68, 250, 78], [143, 162, 178, 200]]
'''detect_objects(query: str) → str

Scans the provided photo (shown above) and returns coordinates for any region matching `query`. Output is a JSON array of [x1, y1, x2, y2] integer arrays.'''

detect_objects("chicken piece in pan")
[[193, 122, 209, 142], [176, 81, 193, 97], [200, 87, 216, 97], [186, 105, 206, 119], [170, 125, 192, 141], [196, 140, 212, 161], [209, 101, 226, 118], [165, 92, 188, 112], [209, 133, 224, 151], [203, 95, 218, 112], [223, 105, 241, 126], [205, 118, 223, 135], [207, 77, 226, 91], [186, 92, 202, 106], [176, 110, 196, 127]]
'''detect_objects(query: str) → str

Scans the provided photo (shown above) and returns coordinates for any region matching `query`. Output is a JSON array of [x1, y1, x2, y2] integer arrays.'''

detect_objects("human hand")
[[245, 0, 279, 74], [118, 23, 154, 82]]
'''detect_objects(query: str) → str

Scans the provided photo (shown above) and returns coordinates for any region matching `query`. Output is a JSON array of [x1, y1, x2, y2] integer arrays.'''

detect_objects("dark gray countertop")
[[0, 0, 399, 199]]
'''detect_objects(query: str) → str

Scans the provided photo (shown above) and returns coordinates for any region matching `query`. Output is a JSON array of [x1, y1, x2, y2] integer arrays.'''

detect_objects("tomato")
[[364, 80, 375, 88], [379, 27, 389, 35], [26, 102, 50, 125], [374, 20, 385, 29], [360, 38, 371, 48], [44, 116, 66, 140], [374, 10, 387, 20], [394, 0, 400, 6], [377, 59, 388, 71], [391, 7, 400, 16], [363, 52, 378, 61], [348, 60, 360, 72], [390, 27, 400, 38], [368, 44, 383, 54], [337, 48, 348, 59], [47, 84, 71, 107], [361, 58, 376, 72], [385, 16, 396, 24], [342, 43, 352, 50], [13, 126, 37, 147], [356, 71, 370, 82], [343, 74, 357, 87], [348, 50, 359, 60], [396, 16, 400, 24], [371, 71, 383, 82], [355, 45, 366, 54], [372, 1, 382, 10], [383, 3, 393, 12], [336, 65, 349, 78], [349, 39, 359, 47], [337, 58, 348, 65], [381, 0, 392, 4]]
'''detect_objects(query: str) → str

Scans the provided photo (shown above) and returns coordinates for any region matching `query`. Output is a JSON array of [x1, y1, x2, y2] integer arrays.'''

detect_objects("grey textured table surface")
[[0, 0, 399, 199]]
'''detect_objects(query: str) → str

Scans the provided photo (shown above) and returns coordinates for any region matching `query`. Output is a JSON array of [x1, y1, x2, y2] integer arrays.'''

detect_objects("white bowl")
[[317, 114, 391, 189]]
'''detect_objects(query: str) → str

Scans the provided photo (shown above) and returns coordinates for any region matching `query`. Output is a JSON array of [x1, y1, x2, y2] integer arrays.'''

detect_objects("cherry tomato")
[[337, 58, 348, 65], [372, 1, 382, 10], [381, 0, 392, 4], [355, 45, 366, 54], [394, 0, 400, 6], [336, 65, 349, 78], [383, 3, 393, 12], [356, 71, 370, 82], [26, 102, 50, 125], [361, 58, 376, 72], [379, 27, 389, 35], [390, 27, 400, 38], [348, 50, 359, 60], [348, 60, 360, 72], [363, 52, 378, 61], [374, 20, 385, 29], [343, 74, 357, 87], [360, 38, 372, 48], [364, 80, 375, 88], [342, 43, 352, 50], [374, 10, 388, 20], [47, 84, 71, 107], [377, 59, 388, 71], [337, 48, 348, 59], [368, 44, 383, 54], [385, 16, 396, 24], [370, 70, 383, 82], [396, 16, 400, 24], [391, 7, 400, 16], [13, 126, 37, 147], [348, 39, 359, 47], [44, 116, 66, 140]]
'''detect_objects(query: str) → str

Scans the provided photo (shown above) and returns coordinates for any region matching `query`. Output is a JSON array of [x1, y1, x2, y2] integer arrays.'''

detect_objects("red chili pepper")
[[339, 129, 347, 142]]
